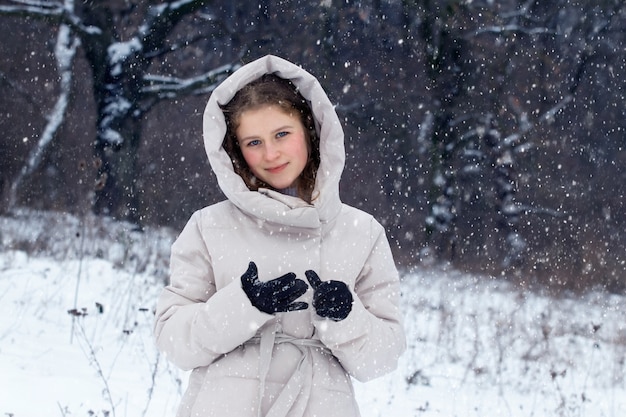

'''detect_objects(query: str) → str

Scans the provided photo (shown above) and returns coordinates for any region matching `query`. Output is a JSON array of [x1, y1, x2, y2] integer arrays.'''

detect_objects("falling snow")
[[1, 210, 625, 416]]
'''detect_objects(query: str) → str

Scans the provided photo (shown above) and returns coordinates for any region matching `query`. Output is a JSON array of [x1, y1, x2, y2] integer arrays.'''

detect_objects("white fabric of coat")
[[154, 55, 406, 417]]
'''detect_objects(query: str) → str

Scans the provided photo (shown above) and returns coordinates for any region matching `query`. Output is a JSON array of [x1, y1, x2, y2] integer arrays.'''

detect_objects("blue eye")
[[247, 139, 261, 147], [276, 131, 288, 138]]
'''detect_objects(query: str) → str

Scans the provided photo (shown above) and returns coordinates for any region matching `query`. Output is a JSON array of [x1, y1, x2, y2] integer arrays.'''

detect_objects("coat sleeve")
[[153, 210, 273, 371], [314, 219, 406, 382]]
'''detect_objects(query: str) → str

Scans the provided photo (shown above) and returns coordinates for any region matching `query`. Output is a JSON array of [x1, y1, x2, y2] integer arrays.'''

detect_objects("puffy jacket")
[[154, 55, 406, 417]]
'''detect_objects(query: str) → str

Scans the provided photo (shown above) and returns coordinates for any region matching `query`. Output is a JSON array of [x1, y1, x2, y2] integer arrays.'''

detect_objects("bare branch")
[[8, 22, 80, 210], [144, 32, 211, 59], [539, 95, 573, 124], [141, 63, 238, 98], [0, 0, 63, 17], [0, 0, 101, 35], [500, 0, 538, 19], [472, 24, 556, 37], [139, 0, 209, 55]]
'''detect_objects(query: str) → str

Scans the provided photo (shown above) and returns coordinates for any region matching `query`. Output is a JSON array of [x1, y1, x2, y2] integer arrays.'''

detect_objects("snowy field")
[[1, 210, 625, 417]]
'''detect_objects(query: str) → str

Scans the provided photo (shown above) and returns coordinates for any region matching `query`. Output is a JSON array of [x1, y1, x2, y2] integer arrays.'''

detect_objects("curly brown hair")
[[221, 74, 320, 203]]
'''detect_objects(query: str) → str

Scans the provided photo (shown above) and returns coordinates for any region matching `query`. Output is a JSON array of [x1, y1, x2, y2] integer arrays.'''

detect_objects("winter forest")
[[1, 1, 626, 416], [1, 0, 625, 291]]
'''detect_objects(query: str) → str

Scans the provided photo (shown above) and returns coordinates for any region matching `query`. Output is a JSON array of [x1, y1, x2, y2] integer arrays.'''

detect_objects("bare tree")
[[6, 0, 79, 210], [411, 0, 469, 260], [0, 0, 237, 223], [461, 0, 625, 273], [398, 0, 625, 277], [2, 0, 625, 289]]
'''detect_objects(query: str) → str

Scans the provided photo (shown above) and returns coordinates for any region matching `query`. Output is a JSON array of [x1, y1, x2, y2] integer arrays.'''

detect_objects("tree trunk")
[[93, 116, 142, 224], [419, 1, 466, 260]]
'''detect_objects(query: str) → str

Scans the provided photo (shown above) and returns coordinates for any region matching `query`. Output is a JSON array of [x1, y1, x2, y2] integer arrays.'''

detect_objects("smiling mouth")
[[266, 163, 288, 174]]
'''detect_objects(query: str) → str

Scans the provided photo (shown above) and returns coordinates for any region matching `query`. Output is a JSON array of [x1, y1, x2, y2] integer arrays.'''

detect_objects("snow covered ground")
[[1, 210, 625, 417]]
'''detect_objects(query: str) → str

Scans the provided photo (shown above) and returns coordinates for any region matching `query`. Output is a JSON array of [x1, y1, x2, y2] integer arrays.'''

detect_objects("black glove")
[[305, 270, 353, 321], [241, 262, 308, 314]]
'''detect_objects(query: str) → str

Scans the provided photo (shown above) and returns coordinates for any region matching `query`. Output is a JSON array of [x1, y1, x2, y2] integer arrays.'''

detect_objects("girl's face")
[[235, 105, 309, 190]]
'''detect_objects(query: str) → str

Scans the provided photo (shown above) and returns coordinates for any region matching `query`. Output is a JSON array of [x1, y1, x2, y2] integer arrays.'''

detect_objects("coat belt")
[[247, 323, 330, 417]]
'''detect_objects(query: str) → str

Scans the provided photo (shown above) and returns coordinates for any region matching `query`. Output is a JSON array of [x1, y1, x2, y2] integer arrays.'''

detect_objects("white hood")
[[202, 55, 345, 228]]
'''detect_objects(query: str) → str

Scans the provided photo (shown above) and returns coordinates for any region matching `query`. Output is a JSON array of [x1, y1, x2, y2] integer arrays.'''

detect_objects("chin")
[[265, 179, 296, 190], [271, 183, 292, 190]]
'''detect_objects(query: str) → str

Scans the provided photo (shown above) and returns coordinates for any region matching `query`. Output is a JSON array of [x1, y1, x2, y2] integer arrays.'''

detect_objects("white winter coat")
[[154, 55, 406, 417]]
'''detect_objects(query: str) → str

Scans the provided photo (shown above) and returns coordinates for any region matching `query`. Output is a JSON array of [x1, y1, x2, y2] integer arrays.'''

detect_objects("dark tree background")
[[1, 0, 625, 293]]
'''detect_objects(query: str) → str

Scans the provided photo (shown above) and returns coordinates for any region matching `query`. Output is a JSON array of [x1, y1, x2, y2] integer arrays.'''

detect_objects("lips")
[[266, 163, 288, 174]]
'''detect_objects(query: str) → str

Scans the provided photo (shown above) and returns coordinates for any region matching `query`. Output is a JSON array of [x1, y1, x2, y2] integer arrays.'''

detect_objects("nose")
[[264, 141, 280, 161]]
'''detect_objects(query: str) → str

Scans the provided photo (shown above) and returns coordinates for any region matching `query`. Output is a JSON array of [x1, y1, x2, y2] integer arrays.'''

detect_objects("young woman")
[[154, 55, 406, 417]]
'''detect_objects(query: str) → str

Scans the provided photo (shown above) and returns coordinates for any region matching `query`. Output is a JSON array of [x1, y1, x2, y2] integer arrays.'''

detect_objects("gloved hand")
[[241, 262, 309, 314], [305, 270, 353, 321]]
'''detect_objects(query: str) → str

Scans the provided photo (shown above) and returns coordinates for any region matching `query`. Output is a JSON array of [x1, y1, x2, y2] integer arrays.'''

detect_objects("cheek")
[[240, 149, 259, 169]]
